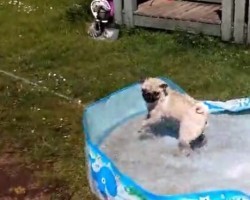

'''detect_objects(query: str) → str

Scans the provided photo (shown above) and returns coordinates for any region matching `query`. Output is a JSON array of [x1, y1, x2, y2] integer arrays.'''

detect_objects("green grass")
[[1, 0, 250, 199]]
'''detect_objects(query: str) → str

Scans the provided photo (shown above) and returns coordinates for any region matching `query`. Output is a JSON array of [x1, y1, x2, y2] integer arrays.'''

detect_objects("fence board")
[[124, 0, 137, 27], [247, 0, 250, 44], [114, 0, 123, 25], [234, 0, 246, 43], [221, 0, 234, 41]]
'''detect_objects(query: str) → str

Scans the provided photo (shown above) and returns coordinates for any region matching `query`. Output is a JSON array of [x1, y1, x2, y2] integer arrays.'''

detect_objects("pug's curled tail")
[[195, 103, 207, 114]]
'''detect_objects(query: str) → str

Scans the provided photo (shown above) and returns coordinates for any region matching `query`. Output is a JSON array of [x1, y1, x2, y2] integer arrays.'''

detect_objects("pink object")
[[108, 0, 114, 17]]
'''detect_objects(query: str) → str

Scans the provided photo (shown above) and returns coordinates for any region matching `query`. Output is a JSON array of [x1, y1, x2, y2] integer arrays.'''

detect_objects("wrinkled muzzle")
[[142, 90, 160, 103]]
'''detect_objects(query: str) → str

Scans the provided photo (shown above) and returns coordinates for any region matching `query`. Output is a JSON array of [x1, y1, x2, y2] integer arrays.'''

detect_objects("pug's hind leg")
[[190, 133, 207, 149], [178, 140, 192, 157]]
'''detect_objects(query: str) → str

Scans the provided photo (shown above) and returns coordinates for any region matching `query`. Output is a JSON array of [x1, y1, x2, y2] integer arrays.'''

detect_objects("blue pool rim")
[[83, 77, 250, 200]]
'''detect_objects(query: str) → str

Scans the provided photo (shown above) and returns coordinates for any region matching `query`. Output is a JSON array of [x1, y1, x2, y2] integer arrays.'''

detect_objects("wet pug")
[[140, 77, 209, 155]]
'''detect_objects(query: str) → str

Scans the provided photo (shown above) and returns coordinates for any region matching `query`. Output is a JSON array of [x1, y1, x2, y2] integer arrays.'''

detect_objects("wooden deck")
[[130, 0, 222, 36], [114, 0, 250, 44], [135, 0, 221, 25]]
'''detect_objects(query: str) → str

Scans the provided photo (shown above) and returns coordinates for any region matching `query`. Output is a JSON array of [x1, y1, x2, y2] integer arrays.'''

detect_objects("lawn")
[[1, 0, 250, 199]]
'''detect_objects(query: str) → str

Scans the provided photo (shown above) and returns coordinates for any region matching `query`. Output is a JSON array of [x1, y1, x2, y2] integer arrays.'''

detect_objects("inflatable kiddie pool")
[[83, 77, 250, 200]]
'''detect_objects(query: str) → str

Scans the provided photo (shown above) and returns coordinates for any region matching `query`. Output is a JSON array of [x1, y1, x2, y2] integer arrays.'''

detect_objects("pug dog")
[[140, 77, 209, 155]]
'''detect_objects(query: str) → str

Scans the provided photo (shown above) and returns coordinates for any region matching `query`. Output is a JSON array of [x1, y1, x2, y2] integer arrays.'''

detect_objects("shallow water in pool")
[[100, 113, 250, 195]]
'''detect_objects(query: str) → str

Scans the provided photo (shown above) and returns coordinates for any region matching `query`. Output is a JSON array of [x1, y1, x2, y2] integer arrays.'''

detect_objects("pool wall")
[[83, 77, 250, 200]]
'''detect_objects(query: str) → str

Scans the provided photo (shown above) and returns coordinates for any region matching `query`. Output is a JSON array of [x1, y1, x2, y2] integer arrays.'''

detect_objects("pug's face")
[[140, 78, 168, 103]]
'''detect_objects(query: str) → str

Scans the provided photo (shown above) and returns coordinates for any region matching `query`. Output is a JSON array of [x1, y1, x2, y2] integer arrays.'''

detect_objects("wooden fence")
[[222, 0, 250, 44], [113, 0, 250, 44]]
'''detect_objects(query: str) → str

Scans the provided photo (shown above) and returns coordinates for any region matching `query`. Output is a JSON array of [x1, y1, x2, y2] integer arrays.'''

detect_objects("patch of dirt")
[[0, 151, 69, 200]]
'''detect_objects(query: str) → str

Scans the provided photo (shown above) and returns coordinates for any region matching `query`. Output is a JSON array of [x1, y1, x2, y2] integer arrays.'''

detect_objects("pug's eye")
[[153, 92, 159, 96]]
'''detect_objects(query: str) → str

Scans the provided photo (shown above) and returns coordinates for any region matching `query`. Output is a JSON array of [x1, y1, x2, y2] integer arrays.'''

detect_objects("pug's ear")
[[159, 83, 168, 96], [159, 83, 168, 89]]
